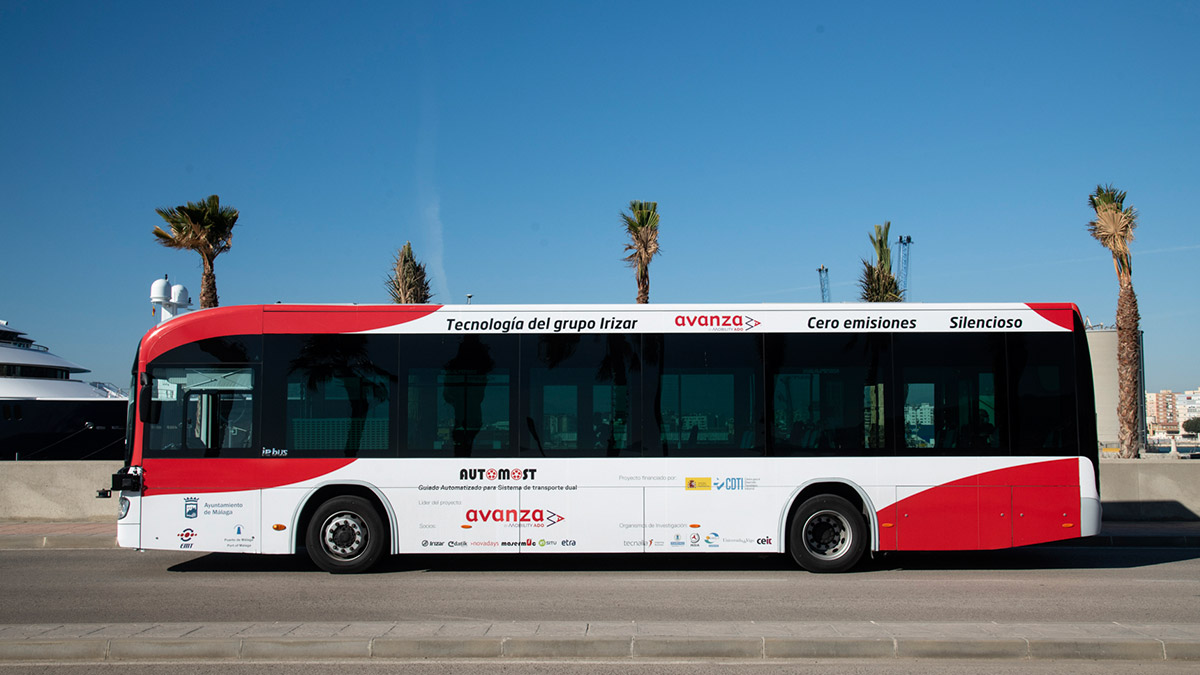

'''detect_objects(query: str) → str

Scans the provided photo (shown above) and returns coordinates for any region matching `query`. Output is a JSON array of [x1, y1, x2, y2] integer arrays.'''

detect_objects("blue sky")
[[2, 1, 1197, 392]]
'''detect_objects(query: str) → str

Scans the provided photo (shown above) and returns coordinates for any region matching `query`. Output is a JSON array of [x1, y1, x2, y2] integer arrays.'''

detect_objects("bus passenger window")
[[522, 334, 637, 458], [402, 334, 518, 458], [893, 334, 1008, 456], [652, 334, 763, 457], [280, 335, 394, 458], [766, 334, 890, 456], [1008, 333, 1078, 454]]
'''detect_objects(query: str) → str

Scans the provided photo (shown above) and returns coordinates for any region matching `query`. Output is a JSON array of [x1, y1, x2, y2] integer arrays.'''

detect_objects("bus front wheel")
[[788, 495, 866, 573], [306, 496, 385, 574]]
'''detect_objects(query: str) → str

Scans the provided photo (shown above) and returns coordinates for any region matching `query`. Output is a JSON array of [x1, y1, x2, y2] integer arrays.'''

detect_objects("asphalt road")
[[3, 546, 1199, 625]]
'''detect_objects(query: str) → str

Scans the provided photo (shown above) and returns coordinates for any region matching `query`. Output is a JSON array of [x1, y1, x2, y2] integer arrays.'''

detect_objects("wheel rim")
[[321, 511, 369, 561], [802, 509, 852, 560]]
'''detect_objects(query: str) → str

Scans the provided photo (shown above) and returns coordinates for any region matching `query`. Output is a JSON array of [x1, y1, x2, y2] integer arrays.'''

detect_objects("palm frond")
[[620, 200, 661, 304], [1087, 184, 1138, 278], [152, 194, 240, 308], [387, 241, 432, 304]]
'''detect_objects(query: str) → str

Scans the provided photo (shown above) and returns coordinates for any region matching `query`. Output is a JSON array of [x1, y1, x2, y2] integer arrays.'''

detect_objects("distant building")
[[904, 403, 934, 426], [1147, 390, 1180, 436], [1177, 389, 1200, 428]]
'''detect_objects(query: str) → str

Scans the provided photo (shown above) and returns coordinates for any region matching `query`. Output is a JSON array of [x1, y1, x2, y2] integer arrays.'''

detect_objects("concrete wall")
[[1, 460, 1198, 522], [0, 461, 123, 522], [1100, 459, 1200, 521]]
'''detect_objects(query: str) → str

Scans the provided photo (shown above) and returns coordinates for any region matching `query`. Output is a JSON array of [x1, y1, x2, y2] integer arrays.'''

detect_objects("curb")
[[2, 637, 1199, 662]]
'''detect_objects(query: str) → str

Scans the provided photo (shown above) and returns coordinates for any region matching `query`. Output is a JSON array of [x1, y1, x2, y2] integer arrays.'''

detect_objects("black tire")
[[788, 494, 866, 573], [305, 496, 386, 574]]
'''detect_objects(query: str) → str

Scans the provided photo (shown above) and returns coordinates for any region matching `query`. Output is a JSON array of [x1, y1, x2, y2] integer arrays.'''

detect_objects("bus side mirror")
[[112, 467, 142, 492]]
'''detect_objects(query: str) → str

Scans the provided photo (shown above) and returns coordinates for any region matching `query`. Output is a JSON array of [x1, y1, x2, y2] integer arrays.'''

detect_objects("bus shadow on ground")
[[168, 551, 794, 574], [167, 545, 1200, 574], [863, 545, 1200, 572]]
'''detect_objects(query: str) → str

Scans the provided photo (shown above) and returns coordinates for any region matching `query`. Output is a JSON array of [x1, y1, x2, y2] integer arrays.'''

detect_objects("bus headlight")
[[118, 496, 130, 520]]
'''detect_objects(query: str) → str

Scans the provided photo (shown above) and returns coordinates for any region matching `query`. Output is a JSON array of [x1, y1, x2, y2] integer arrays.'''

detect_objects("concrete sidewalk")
[[1, 621, 1199, 662], [3, 520, 1199, 550]]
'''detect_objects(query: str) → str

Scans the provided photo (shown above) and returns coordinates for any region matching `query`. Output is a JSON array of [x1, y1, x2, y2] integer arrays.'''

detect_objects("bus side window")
[[402, 334, 518, 458], [766, 333, 890, 457], [893, 334, 1008, 456], [271, 334, 396, 459], [521, 334, 638, 458], [652, 334, 764, 458], [1008, 333, 1077, 455], [185, 390, 254, 456], [145, 366, 257, 458]]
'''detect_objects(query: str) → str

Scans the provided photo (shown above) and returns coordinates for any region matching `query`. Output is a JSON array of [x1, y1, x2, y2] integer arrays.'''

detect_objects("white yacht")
[[0, 319, 127, 460]]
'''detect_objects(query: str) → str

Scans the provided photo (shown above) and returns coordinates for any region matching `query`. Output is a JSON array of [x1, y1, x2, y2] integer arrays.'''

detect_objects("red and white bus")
[[113, 302, 1100, 573]]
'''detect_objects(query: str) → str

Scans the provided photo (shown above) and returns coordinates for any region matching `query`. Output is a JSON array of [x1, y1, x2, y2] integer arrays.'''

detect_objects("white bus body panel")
[[123, 455, 1100, 557]]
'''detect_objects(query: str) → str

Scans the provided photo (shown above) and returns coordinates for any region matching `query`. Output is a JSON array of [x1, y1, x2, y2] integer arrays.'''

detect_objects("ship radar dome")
[[150, 276, 171, 303]]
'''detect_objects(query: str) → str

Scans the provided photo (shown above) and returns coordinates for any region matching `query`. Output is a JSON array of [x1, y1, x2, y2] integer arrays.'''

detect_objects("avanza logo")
[[673, 314, 760, 331], [464, 508, 564, 526], [459, 468, 539, 481]]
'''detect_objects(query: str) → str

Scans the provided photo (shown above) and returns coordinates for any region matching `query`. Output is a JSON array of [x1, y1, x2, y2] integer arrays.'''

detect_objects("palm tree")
[[153, 195, 240, 309], [387, 241, 432, 304], [621, 200, 660, 304], [1087, 184, 1143, 458], [858, 222, 902, 302]]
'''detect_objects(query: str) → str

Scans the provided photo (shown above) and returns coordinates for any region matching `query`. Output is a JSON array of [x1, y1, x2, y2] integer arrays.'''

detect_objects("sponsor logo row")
[[421, 539, 578, 548], [685, 477, 758, 491], [624, 534, 775, 549]]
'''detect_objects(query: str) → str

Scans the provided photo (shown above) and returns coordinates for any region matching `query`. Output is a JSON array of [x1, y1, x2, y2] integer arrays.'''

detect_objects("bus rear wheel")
[[789, 495, 866, 573], [306, 496, 385, 574]]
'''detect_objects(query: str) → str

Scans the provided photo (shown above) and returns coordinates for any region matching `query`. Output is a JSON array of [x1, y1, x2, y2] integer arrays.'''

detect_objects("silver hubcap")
[[803, 510, 851, 560], [321, 511, 369, 560]]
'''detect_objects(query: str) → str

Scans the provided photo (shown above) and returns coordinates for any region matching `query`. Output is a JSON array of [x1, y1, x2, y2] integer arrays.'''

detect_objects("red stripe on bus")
[[141, 306, 264, 364], [261, 304, 442, 334], [140, 304, 444, 363], [140, 458, 356, 495], [1025, 303, 1078, 331], [876, 458, 1081, 551]]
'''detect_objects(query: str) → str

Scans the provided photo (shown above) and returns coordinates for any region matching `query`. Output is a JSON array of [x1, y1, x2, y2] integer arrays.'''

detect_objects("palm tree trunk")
[[636, 268, 650, 304], [1116, 277, 1143, 458], [199, 255, 219, 309]]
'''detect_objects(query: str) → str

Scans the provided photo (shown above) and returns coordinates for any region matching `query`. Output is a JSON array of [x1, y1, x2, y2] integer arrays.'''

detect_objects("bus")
[[112, 302, 1100, 573]]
